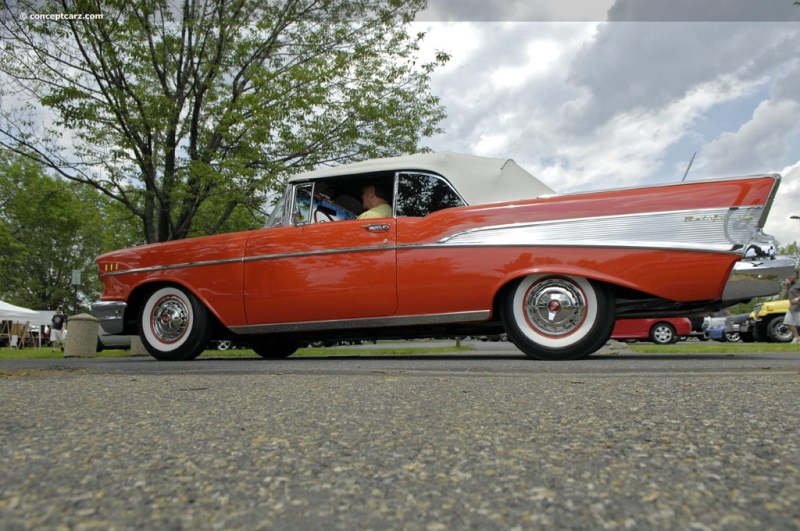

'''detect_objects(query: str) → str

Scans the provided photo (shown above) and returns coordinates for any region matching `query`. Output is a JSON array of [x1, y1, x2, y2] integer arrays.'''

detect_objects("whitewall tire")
[[501, 275, 614, 360], [139, 286, 211, 361]]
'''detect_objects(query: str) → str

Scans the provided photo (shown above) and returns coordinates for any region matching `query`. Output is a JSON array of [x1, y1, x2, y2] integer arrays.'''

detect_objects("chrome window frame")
[[290, 182, 316, 226]]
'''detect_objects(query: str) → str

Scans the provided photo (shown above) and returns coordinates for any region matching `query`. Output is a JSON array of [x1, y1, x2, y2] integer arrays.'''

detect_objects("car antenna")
[[681, 152, 696, 182]]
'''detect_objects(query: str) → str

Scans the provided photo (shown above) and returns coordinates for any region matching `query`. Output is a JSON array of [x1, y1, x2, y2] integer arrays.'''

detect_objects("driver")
[[357, 181, 392, 219]]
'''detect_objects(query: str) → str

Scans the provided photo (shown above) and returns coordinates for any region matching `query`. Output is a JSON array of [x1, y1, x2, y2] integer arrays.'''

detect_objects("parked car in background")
[[478, 334, 508, 342], [702, 311, 740, 342], [724, 313, 754, 342], [748, 299, 791, 343], [611, 318, 692, 345], [91, 152, 793, 361], [687, 314, 707, 340], [96, 323, 132, 351], [97, 325, 242, 352], [209, 339, 238, 350]]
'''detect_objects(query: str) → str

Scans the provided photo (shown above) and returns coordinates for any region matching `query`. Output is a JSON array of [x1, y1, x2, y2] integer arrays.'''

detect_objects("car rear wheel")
[[249, 339, 300, 359], [139, 286, 211, 361], [501, 275, 614, 360], [650, 322, 677, 345]]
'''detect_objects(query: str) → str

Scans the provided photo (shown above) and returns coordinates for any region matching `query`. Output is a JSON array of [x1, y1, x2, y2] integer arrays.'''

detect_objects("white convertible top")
[[289, 151, 556, 205]]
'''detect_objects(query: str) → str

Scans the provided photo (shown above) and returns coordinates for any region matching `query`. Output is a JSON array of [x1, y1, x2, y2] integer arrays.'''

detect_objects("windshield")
[[266, 181, 363, 227], [265, 186, 291, 228]]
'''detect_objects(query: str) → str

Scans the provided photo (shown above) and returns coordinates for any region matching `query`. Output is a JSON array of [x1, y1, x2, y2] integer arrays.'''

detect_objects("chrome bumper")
[[91, 301, 127, 335], [721, 256, 797, 302]]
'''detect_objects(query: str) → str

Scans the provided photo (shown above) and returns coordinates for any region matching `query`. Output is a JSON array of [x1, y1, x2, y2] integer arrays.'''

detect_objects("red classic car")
[[92, 152, 794, 361], [611, 317, 693, 345]]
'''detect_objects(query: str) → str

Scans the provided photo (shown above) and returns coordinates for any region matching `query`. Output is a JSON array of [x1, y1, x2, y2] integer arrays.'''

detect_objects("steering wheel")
[[313, 208, 335, 223]]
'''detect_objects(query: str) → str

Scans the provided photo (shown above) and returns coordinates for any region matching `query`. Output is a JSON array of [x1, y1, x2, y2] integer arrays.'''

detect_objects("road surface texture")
[[1, 342, 799, 530]]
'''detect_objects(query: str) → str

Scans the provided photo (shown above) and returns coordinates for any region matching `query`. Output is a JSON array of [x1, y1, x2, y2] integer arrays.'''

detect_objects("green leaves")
[[0, 152, 137, 309], [1, 0, 448, 242]]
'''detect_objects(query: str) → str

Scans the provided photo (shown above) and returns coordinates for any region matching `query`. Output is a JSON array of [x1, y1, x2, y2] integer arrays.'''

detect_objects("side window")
[[292, 183, 314, 225], [396, 173, 465, 217]]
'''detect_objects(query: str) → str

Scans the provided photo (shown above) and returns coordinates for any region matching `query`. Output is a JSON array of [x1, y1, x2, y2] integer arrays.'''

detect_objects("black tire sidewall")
[[766, 315, 792, 343], [249, 339, 300, 359]]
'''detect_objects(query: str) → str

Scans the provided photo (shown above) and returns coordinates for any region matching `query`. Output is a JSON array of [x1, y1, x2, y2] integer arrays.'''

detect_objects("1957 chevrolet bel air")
[[92, 152, 795, 360]]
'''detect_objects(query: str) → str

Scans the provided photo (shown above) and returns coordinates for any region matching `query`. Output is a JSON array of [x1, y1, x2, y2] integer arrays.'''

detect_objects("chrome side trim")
[[100, 206, 768, 279], [230, 310, 491, 335], [242, 246, 392, 263], [91, 301, 127, 334], [99, 257, 244, 278], [438, 207, 765, 254], [99, 246, 392, 277]]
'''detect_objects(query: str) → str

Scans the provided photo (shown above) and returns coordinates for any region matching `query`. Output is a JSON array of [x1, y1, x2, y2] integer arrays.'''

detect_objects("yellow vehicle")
[[747, 299, 791, 343]]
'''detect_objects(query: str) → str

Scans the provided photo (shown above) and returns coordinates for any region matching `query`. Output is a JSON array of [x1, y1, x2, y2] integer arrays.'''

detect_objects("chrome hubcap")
[[653, 326, 672, 343], [524, 278, 587, 336], [151, 296, 189, 343]]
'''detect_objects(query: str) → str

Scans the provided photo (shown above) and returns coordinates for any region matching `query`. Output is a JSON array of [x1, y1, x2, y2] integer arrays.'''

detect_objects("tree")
[[779, 241, 800, 256], [0, 0, 449, 242], [0, 150, 137, 310]]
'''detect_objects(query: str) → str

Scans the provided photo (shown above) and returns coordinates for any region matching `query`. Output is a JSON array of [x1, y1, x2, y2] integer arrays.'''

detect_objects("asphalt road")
[[1, 341, 799, 530]]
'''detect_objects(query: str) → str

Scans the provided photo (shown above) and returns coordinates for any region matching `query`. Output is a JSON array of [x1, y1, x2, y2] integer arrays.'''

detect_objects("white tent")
[[0, 300, 42, 347], [0, 300, 39, 321]]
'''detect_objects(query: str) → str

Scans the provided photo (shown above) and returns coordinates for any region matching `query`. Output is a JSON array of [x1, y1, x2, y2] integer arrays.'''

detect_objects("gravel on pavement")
[[1, 350, 799, 530]]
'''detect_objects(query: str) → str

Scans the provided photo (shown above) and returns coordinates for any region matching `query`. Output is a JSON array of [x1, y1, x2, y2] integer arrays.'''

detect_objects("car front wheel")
[[650, 322, 677, 345], [501, 275, 614, 360], [139, 286, 211, 361]]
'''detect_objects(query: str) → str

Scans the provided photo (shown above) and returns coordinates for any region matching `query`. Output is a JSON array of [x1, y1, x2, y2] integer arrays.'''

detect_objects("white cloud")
[[491, 39, 561, 89], [414, 1, 800, 243], [419, 0, 617, 22], [473, 133, 510, 156], [700, 99, 800, 178], [544, 73, 773, 190], [763, 161, 800, 247]]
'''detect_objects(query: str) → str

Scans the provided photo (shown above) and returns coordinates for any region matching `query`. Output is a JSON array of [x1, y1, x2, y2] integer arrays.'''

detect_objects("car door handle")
[[361, 223, 390, 232]]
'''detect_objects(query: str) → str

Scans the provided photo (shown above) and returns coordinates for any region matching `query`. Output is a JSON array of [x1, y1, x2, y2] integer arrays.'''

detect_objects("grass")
[[2, 339, 798, 360], [627, 341, 800, 354], [0, 344, 474, 360]]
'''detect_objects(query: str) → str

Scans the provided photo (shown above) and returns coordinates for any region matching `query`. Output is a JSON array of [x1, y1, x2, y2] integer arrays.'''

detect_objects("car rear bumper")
[[91, 301, 127, 335], [721, 256, 797, 303]]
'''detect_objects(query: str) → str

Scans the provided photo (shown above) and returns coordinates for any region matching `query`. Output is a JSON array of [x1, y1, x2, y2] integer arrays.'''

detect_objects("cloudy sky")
[[411, 0, 800, 246]]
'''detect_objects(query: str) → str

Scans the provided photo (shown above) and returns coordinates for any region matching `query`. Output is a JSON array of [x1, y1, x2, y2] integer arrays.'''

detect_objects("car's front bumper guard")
[[91, 301, 127, 335]]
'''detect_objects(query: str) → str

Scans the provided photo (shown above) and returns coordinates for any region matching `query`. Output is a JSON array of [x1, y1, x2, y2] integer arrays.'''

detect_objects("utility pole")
[[71, 270, 81, 315]]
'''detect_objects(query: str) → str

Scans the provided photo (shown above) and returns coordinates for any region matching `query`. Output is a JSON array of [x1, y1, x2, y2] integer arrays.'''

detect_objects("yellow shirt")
[[357, 203, 392, 219]]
